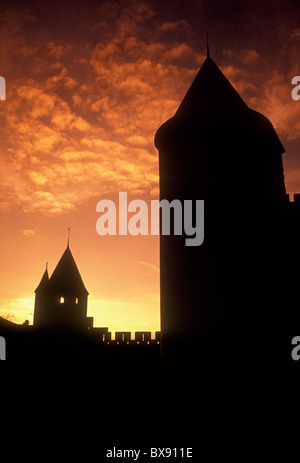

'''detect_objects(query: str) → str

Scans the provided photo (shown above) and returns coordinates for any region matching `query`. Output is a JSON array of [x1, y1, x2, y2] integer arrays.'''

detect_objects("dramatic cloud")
[[19, 229, 35, 237], [2, 0, 299, 218], [0, 0, 299, 327]]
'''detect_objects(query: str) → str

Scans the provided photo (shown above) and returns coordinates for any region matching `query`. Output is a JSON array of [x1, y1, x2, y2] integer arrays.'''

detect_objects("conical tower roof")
[[175, 55, 248, 121], [155, 51, 286, 200], [48, 246, 89, 296], [35, 265, 49, 293], [155, 54, 284, 156]]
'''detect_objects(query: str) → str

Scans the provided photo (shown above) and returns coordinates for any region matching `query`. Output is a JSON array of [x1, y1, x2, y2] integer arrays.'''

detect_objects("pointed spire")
[[67, 228, 70, 248], [173, 52, 248, 122], [35, 264, 49, 293], [206, 31, 210, 58], [49, 246, 89, 295]]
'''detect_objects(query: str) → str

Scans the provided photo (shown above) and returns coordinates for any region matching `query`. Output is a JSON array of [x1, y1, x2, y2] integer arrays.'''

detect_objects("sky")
[[0, 0, 300, 334]]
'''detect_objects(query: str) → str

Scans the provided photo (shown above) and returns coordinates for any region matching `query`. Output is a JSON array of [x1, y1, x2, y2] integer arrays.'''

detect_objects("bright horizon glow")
[[0, 0, 299, 335]]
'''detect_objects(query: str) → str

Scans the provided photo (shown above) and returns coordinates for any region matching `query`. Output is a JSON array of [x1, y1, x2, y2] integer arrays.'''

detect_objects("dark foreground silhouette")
[[1, 52, 300, 444]]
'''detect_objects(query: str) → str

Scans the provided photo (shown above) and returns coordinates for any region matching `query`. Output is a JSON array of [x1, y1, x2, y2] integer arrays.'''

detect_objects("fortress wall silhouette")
[[2, 52, 300, 444], [3, 53, 300, 369], [2, 53, 300, 373]]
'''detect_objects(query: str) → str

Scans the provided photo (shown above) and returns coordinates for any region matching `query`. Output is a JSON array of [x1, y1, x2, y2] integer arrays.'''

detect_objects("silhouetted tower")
[[155, 49, 290, 360], [34, 243, 90, 329], [33, 263, 49, 326]]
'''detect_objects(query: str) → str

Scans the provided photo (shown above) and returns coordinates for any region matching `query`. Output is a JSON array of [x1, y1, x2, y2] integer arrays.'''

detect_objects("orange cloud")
[[0, 0, 299, 334], [19, 229, 35, 237]]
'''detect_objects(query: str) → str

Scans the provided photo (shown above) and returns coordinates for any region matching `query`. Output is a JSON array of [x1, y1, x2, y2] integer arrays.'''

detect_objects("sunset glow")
[[1, 0, 300, 333]]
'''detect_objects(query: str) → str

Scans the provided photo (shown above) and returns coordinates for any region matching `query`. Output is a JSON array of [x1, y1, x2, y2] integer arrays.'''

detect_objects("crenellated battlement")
[[90, 329, 161, 345]]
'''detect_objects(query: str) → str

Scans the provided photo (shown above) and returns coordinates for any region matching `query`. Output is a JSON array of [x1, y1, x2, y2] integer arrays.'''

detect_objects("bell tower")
[[33, 239, 91, 330]]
